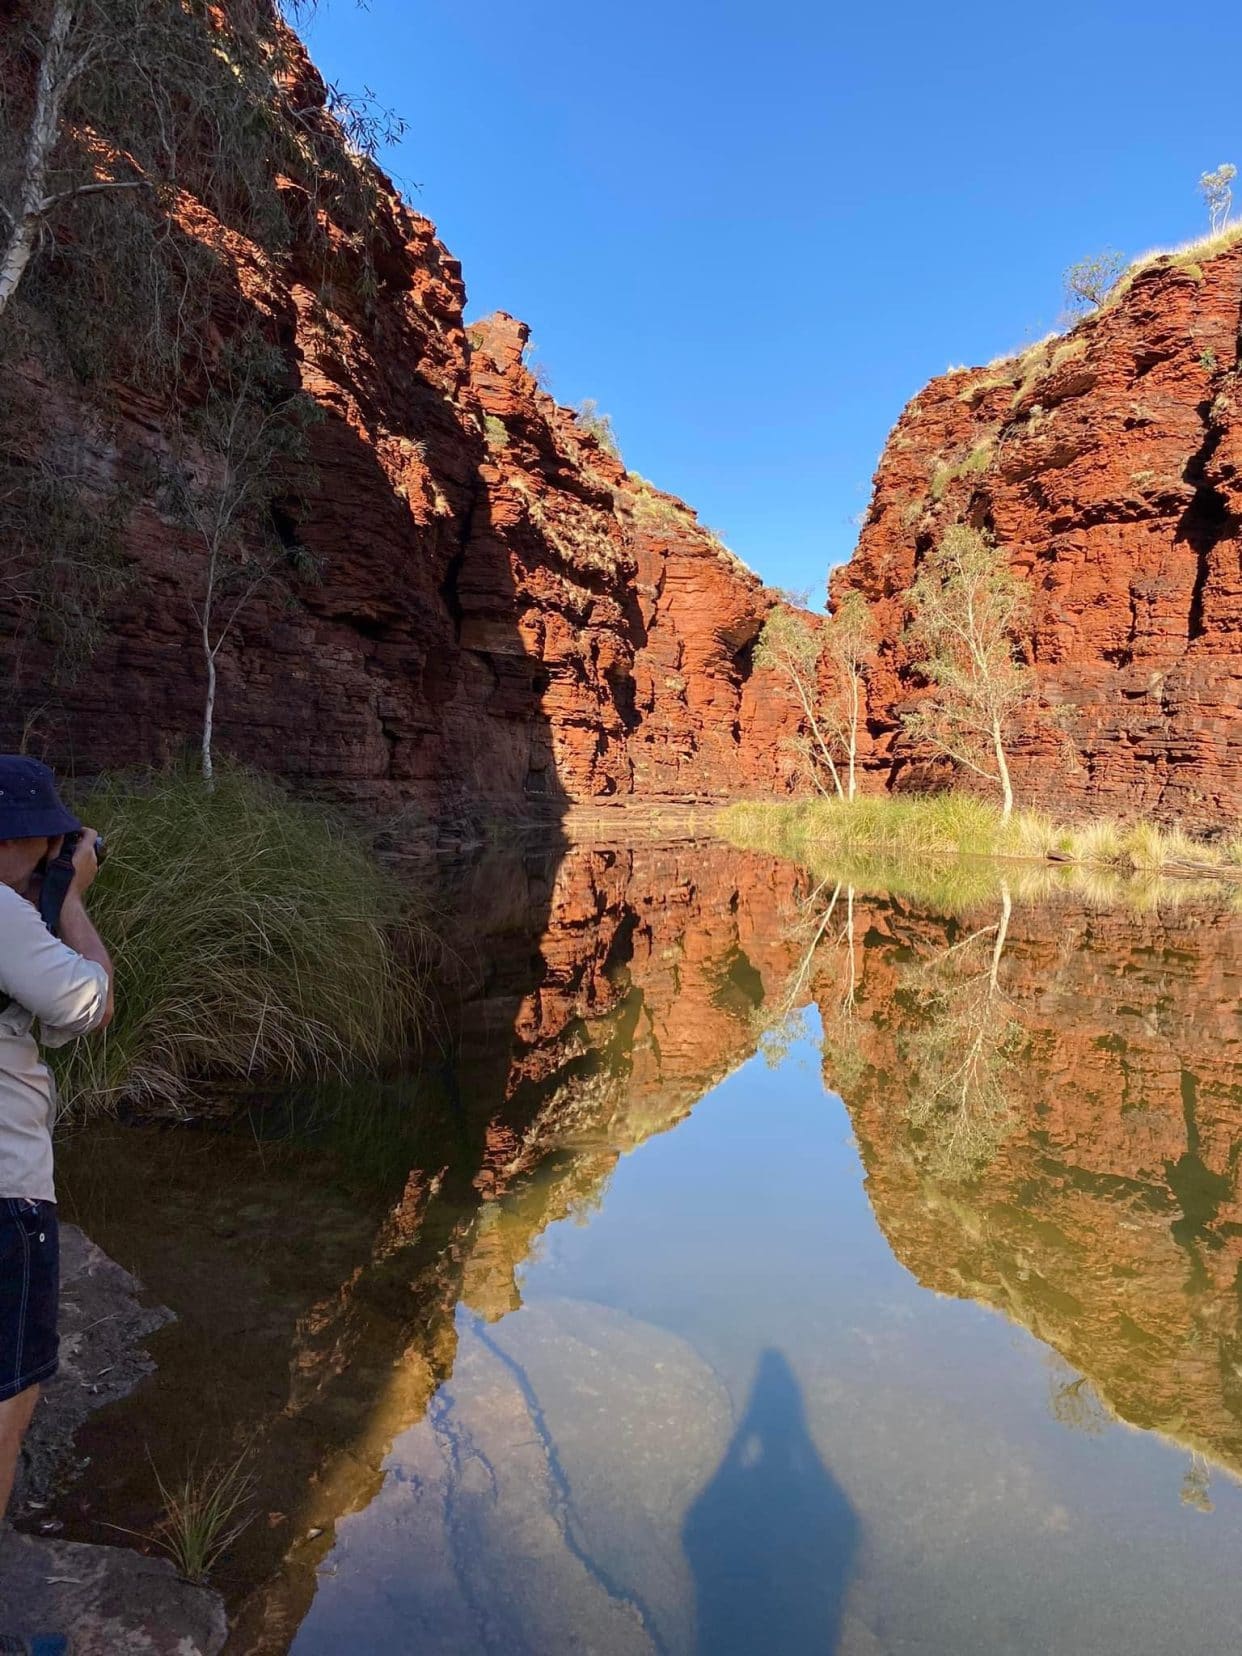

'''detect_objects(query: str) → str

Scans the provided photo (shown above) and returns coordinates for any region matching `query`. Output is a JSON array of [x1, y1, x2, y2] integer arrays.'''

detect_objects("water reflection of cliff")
[[55, 838, 808, 1652], [55, 845, 1242, 1649], [804, 889, 1242, 1494]]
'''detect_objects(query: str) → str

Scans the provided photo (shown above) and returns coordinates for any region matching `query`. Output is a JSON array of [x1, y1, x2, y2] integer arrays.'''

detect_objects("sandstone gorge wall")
[[0, 21, 803, 825], [840, 240, 1242, 825]]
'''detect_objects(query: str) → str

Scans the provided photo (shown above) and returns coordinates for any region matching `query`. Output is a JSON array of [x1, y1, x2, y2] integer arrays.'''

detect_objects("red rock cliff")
[[838, 237, 1242, 825], [0, 16, 803, 822]]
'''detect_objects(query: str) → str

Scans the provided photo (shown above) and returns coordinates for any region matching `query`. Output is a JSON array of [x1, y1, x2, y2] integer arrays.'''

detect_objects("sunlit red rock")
[[836, 245, 1242, 824]]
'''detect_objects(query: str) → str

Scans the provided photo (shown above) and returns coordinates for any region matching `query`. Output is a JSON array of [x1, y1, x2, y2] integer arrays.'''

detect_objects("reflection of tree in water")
[[901, 885, 1023, 1181], [756, 880, 863, 1089], [1180, 1450, 1215, 1513], [1045, 1354, 1112, 1437], [682, 1349, 857, 1655]]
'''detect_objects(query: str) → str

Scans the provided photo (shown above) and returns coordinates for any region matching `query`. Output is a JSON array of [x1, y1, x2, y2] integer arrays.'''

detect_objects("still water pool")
[[54, 839, 1242, 1654]]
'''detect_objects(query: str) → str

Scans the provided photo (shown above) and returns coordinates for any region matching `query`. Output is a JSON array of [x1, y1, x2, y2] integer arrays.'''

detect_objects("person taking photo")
[[0, 756, 113, 1534]]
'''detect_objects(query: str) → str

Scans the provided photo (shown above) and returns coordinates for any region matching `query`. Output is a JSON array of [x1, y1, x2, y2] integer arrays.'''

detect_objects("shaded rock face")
[[840, 245, 1242, 824], [0, 22, 803, 820]]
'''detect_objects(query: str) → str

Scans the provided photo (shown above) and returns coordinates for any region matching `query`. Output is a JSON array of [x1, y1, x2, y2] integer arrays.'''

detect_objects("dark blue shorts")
[[0, 1198, 59, 1402]]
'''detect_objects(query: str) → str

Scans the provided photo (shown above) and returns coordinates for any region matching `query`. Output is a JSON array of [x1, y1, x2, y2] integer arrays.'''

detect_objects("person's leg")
[[0, 1385, 39, 1517], [0, 1199, 59, 1521]]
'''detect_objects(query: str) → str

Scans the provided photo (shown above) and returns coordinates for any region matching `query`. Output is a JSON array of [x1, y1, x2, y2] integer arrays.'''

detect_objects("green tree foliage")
[[825, 589, 875, 800], [0, 0, 401, 734], [902, 525, 1036, 821], [1064, 250, 1125, 312], [754, 606, 842, 798]]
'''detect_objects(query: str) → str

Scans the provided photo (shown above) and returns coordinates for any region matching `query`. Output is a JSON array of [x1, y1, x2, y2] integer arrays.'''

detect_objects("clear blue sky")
[[302, 0, 1241, 605]]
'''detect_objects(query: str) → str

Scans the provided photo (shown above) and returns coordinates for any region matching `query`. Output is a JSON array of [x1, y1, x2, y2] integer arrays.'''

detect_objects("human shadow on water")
[[682, 1348, 858, 1655]]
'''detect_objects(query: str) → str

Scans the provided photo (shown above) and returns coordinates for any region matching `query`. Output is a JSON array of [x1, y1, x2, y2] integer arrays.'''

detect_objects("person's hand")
[[69, 828, 102, 897]]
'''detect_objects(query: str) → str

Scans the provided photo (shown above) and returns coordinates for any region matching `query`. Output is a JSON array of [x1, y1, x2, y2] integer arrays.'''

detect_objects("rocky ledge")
[[1, 1227, 225, 1656]]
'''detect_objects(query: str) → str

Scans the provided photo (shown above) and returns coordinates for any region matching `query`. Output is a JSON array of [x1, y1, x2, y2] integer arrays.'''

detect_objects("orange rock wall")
[[0, 25, 804, 823], [840, 246, 1242, 825]]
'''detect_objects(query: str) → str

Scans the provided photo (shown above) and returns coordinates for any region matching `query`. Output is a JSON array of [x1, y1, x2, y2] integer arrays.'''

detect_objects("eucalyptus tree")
[[902, 524, 1036, 822]]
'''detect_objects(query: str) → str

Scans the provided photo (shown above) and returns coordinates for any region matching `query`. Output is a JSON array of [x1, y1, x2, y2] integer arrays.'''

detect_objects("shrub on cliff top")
[[573, 399, 621, 459], [1064, 251, 1125, 313], [53, 765, 428, 1116]]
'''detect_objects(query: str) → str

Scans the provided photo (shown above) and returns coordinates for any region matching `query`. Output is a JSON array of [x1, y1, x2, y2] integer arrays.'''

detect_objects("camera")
[[38, 830, 107, 937], [61, 829, 107, 868]]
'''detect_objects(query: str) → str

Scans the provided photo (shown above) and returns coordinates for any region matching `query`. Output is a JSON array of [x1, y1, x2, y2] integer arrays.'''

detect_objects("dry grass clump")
[[1048, 336, 1089, 373], [514, 476, 625, 575], [53, 765, 430, 1117], [619, 474, 750, 571], [1092, 224, 1242, 317], [623, 474, 693, 538], [929, 436, 996, 501], [1068, 818, 1123, 865]]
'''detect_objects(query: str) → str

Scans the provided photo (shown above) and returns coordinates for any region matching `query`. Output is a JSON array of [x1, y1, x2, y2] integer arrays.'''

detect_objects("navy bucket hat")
[[0, 756, 81, 840]]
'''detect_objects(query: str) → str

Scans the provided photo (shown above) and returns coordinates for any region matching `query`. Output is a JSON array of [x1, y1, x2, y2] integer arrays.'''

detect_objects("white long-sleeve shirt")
[[0, 883, 110, 1201]]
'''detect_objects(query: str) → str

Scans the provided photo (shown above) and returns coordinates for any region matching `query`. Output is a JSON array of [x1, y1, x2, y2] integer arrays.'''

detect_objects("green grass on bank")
[[719, 795, 1242, 911], [53, 766, 430, 1117]]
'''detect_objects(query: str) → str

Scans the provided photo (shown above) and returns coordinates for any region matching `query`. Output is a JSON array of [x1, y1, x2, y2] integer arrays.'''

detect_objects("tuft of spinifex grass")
[[151, 1449, 255, 1585], [53, 764, 430, 1116]]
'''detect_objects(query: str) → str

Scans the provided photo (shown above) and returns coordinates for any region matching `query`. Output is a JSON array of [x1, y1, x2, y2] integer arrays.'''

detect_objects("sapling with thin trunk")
[[755, 593, 875, 800], [902, 524, 1036, 821], [823, 589, 875, 801], [153, 336, 318, 783]]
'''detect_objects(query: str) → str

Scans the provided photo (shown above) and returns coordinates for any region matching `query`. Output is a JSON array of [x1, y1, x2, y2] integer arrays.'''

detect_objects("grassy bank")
[[53, 767, 430, 1117], [719, 795, 1242, 909]]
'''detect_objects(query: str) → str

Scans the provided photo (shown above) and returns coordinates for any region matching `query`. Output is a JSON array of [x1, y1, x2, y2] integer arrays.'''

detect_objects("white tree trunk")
[[989, 884, 1012, 997], [0, 0, 78, 319], [847, 670, 859, 801], [201, 637, 216, 786], [993, 717, 1013, 821], [790, 670, 844, 800]]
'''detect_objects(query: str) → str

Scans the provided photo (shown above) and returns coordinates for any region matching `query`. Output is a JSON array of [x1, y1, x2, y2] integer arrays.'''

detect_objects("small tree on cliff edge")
[[901, 525, 1035, 821], [754, 594, 874, 800], [1200, 164, 1237, 236], [1064, 251, 1125, 313]]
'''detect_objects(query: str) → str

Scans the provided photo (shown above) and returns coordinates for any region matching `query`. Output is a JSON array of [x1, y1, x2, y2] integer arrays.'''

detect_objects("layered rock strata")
[[839, 239, 1242, 824], [0, 21, 802, 821]]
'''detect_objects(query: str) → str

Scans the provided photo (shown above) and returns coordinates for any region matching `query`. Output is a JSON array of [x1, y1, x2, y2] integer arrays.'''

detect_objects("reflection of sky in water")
[[294, 1013, 1242, 1655]]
